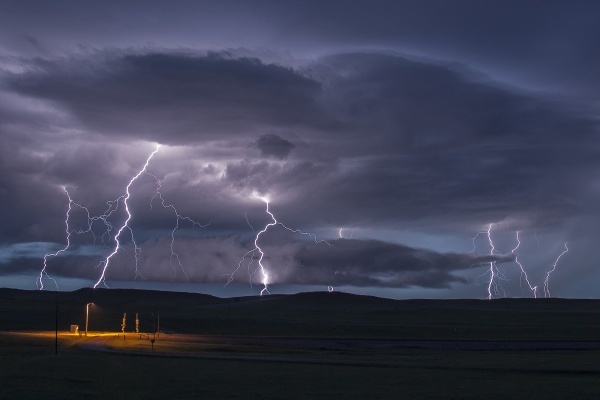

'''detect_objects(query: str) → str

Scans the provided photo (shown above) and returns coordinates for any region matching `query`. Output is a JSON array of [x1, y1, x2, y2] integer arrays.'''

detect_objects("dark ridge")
[[1, 288, 599, 340], [68, 287, 223, 306]]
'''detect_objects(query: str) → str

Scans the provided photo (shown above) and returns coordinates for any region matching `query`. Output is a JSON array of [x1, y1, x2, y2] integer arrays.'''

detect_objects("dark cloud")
[[0, 234, 513, 291], [3, 50, 598, 239], [2, 1, 599, 95], [290, 238, 514, 288], [6, 51, 328, 144], [1, 1, 599, 297], [255, 134, 295, 159], [217, 53, 599, 232]]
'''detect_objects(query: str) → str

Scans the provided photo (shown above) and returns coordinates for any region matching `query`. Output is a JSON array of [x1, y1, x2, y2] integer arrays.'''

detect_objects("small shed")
[[70, 325, 79, 334]]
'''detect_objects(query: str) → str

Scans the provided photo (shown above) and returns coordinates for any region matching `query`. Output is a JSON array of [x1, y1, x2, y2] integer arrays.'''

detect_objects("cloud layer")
[[1, 1, 599, 297]]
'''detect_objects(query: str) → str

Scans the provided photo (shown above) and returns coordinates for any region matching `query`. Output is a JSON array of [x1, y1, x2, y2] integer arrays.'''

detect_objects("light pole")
[[85, 302, 93, 336]]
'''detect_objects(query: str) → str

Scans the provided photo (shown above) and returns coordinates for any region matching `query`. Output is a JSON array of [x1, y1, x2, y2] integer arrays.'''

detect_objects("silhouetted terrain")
[[2, 288, 599, 340]]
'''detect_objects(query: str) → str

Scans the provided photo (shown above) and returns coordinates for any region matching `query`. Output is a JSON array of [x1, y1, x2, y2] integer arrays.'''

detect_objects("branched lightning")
[[484, 223, 508, 299], [472, 224, 569, 299], [471, 224, 506, 299], [249, 195, 277, 295], [39, 144, 213, 289], [92, 145, 161, 288], [469, 229, 487, 255], [38, 186, 102, 290], [36, 145, 212, 290], [38, 186, 72, 290], [511, 231, 538, 298], [543, 243, 568, 298], [227, 193, 330, 295]]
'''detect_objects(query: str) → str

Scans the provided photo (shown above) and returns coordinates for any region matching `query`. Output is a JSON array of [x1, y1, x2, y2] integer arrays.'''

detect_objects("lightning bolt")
[[543, 243, 568, 298], [472, 224, 508, 299], [469, 228, 487, 255], [250, 194, 277, 295], [92, 145, 161, 288], [38, 186, 100, 290], [224, 194, 276, 295], [485, 224, 503, 299], [37, 186, 72, 290], [472, 224, 569, 299], [228, 193, 330, 295], [511, 231, 538, 298], [39, 144, 214, 289]]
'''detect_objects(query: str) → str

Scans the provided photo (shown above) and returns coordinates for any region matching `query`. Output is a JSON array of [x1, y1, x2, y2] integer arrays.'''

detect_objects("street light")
[[85, 302, 93, 336]]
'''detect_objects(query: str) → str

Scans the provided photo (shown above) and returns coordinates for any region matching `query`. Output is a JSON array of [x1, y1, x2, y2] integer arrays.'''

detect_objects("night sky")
[[1, 1, 599, 299]]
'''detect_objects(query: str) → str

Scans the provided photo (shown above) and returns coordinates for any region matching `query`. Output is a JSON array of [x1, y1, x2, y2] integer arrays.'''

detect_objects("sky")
[[1, 0, 599, 299]]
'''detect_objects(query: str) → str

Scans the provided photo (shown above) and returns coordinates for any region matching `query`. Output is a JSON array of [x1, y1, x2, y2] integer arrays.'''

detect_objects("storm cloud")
[[256, 134, 296, 159], [1, 1, 599, 298]]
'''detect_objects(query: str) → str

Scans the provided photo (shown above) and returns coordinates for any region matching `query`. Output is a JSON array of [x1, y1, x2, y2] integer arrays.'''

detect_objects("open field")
[[1, 288, 599, 399]]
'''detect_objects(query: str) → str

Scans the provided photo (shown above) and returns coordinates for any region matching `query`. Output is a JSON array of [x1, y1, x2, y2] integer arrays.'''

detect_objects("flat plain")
[[1, 288, 599, 399]]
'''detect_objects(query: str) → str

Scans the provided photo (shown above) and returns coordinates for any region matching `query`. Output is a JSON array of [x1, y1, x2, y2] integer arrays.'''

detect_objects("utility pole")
[[151, 312, 156, 351], [55, 299, 58, 355], [85, 303, 93, 336]]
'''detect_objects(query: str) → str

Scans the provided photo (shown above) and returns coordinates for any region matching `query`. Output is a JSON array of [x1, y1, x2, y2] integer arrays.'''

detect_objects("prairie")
[[1, 288, 599, 399]]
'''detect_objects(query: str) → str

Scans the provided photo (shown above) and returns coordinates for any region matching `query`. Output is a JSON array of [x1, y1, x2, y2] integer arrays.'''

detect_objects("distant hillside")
[[1, 288, 599, 340]]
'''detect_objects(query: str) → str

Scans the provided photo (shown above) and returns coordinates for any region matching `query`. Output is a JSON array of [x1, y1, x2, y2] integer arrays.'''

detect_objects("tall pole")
[[85, 303, 91, 336], [55, 299, 58, 355], [157, 310, 160, 338]]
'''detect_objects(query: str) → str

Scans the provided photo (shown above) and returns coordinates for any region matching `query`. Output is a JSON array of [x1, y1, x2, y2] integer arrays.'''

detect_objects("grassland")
[[1, 288, 599, 399]]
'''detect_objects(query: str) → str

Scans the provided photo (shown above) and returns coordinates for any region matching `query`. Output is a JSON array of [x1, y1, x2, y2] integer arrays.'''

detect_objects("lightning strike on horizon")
[[543, 243, 569, 298], [224, 194, 276, 295], [511, 231, 538, 298], [37, 186, 72, 290], [485, 224, 504, 299], [227, 193, 330, 295], [38, 144, 213, 289], [472, 224, 508, 299], [92, 145, 161, 288], [38, 185, 102, 290], [472, 224, 569, 299], [251, 194, 276, 295]]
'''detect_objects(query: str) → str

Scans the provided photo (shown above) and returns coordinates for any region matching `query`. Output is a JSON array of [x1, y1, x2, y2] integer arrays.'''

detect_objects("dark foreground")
[[1, 288, 599, 399]]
